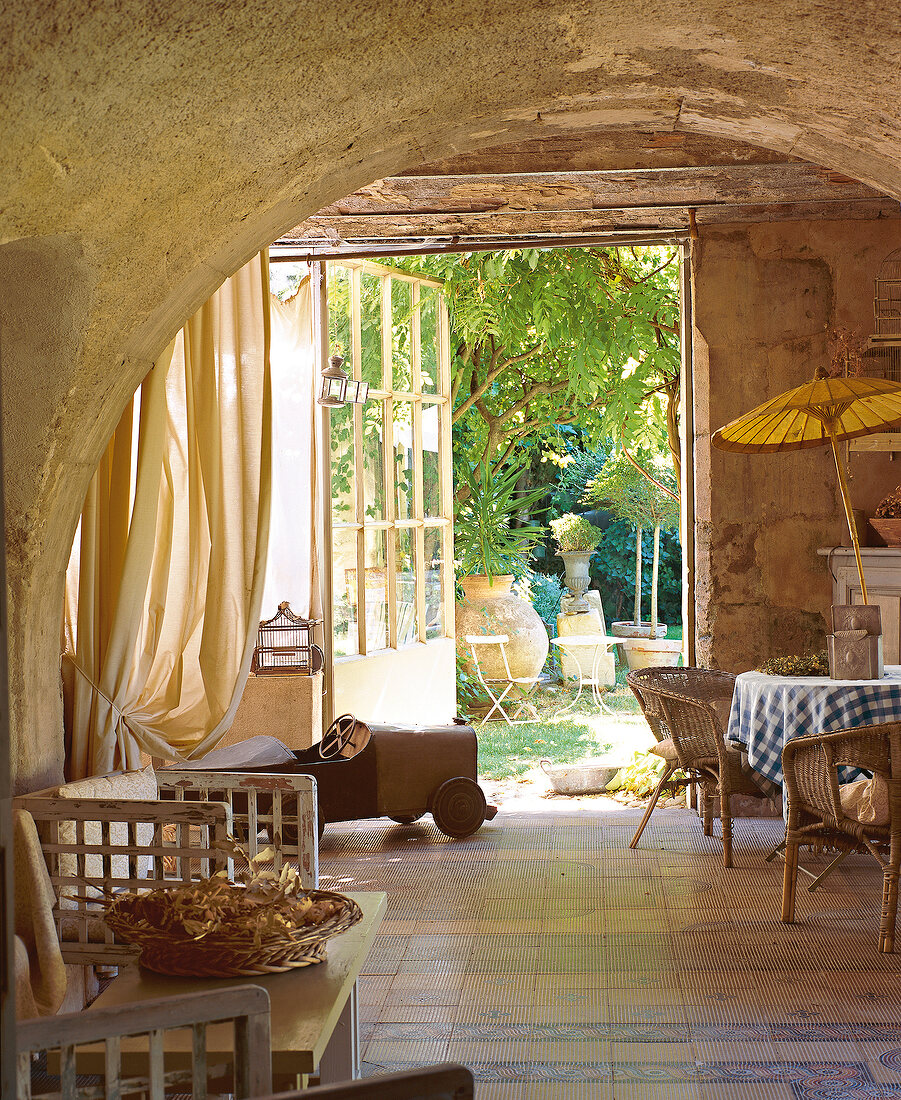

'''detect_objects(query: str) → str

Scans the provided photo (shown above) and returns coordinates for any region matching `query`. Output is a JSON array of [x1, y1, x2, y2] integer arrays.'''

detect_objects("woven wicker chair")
[[781, 720, 901, 952], [627, 666, 764, 867]]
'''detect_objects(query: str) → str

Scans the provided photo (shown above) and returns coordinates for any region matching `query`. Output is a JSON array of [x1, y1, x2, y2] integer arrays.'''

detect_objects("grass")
[[475, 677, 652, 781]]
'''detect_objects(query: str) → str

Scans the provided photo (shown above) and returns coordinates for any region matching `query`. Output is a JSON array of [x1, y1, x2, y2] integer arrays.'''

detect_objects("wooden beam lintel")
[[320, 163, 883, 217], [286, 199, 899, 245]]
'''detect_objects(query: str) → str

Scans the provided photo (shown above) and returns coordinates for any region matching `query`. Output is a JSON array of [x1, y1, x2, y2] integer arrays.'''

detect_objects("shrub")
[[551, 512, 603, 552]]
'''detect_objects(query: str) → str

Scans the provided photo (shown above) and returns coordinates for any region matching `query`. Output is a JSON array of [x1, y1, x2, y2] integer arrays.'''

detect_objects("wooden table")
[[81, 891, 386, 1089]]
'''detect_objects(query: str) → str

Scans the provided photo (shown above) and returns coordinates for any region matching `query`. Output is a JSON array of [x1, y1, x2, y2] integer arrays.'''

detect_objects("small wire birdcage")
[[874, 247, 901, 339], [251, 602, 324, 675]]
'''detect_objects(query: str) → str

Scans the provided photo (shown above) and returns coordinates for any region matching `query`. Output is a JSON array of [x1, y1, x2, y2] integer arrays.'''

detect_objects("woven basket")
[[103, 888, 363, 977]]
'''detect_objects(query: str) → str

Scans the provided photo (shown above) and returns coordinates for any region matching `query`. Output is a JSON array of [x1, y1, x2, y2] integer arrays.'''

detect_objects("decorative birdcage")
[[874, 247, 901, 339], [251, 602, 324, 675]]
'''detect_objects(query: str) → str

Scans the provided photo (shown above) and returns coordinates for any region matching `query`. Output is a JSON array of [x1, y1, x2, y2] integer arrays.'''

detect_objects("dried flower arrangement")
[[828, 325, 866, 378], [103, 848, 362, 976], [875, 486, 901, 518], [757, 653, 830, 677]]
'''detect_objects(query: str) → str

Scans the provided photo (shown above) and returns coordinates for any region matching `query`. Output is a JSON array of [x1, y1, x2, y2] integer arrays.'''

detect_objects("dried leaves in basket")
[[757, 652, 829, 677], [123, 864, 342, 945], [101, 846, 363, 976]]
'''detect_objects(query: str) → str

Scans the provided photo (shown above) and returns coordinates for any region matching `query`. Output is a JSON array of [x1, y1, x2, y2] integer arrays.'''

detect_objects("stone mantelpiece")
[[818, 547, 901, 665]]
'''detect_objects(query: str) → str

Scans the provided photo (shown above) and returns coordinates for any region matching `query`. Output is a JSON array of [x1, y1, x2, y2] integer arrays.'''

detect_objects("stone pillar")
[[217, 672, 323, 750]]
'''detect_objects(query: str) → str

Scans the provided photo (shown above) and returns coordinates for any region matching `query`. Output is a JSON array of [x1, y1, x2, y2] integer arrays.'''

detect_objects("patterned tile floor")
[[319, 802, 901, 1099]]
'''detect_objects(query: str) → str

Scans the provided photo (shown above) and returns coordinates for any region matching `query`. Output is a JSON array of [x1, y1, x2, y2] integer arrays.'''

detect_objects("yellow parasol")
[[711, 369, 901, 605]]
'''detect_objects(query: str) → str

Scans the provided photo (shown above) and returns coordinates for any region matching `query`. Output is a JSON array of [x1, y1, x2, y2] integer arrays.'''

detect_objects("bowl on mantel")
[[869, 518, 901, 546]]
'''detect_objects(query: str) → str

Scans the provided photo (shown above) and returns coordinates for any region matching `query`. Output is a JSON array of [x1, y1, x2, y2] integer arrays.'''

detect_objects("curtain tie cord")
[[62, 653, 131, 733]]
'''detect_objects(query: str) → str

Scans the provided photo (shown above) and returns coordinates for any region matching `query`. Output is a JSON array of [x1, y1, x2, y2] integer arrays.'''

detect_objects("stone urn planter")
[[559, 550, 593, 613], [456, 574, 549, 685]]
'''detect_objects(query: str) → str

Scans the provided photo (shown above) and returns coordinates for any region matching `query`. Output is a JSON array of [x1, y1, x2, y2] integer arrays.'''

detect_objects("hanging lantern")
[[318, 353, 348, 407]]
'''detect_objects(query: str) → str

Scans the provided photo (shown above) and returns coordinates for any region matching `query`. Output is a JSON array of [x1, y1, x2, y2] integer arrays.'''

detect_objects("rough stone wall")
[[4, 1, 901, 789], [694, 218, 901, 672]]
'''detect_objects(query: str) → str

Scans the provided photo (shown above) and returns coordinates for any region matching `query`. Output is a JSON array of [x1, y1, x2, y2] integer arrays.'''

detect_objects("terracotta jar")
[[456, 574, 549, 684]]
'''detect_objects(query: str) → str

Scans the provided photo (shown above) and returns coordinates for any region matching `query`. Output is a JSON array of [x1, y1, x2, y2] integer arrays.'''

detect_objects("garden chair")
[[781, 719, 901, 952], [464, 634, 540, 726], [627, 666, 767, 867]]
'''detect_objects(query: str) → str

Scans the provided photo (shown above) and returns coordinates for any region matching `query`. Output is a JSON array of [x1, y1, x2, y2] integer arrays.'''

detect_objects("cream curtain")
[[261, 273, 321, 621], [64, 253, 272, 778]]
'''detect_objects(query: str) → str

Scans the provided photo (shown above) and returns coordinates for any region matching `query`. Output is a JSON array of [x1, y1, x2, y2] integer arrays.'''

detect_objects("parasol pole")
[[826, 421, 868, 604]]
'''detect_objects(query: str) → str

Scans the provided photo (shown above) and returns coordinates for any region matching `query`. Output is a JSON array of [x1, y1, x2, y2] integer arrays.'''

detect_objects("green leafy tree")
[[586, 452, 680, 635], [395, 247, 681, 496]]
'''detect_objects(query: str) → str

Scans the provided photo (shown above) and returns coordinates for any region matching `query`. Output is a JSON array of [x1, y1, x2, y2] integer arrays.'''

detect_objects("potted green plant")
[[454, 460, 548, 686], [550, 512, 603, 613], [585, 452, 681, 669]]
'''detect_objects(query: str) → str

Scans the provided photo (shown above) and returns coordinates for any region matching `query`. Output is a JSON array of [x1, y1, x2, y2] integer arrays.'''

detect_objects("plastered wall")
[[693, 218, 901, 672]]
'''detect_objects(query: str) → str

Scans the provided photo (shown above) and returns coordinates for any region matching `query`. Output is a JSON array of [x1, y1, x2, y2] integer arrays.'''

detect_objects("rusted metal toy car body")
[[216, 716, 498, 839]]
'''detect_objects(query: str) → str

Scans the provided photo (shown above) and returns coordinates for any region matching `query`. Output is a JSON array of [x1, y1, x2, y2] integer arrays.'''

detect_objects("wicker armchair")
[[781, 720, 901, 952], [627, 666, 763, 867]]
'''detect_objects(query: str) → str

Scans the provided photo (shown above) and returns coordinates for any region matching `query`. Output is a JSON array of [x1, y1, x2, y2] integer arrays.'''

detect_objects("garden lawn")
[[476, 681, 653, 781]]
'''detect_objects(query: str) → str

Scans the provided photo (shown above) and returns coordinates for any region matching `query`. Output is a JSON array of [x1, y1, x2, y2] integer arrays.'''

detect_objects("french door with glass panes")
[[324, 259, 455, 723]]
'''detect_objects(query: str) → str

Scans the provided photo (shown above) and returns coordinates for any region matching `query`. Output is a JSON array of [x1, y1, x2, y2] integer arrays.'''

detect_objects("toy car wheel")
[[390, 813, 424, 825], [431, 777, 487, 839]]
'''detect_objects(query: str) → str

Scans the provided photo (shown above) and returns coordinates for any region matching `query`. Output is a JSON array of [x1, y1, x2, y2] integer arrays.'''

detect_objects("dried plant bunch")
[[757, 653, 829, 677], [101, 845, 362, 976], [106, 847, 347, 945], [875, 486, 901, 518]]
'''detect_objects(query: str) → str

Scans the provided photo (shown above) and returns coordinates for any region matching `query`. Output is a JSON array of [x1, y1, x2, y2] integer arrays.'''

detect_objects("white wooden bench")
[[17, 984, 272, 1098], [156, 768, 318, 885], [15, 795, 234, 967]]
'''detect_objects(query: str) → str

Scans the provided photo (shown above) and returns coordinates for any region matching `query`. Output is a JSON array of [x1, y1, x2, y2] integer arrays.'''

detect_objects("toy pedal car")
[[220, 715, 498, 839]]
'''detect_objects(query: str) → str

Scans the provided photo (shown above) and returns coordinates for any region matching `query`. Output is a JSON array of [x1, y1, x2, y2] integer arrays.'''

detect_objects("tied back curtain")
[[64, 253, 272, 778], [261, 273, 321, 621]]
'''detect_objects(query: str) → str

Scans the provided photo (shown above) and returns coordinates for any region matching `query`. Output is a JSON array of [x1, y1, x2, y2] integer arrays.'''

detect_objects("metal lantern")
[[251, 602, 324, 675], [318, 353, 348, 407], [874, 248, 901, 340]]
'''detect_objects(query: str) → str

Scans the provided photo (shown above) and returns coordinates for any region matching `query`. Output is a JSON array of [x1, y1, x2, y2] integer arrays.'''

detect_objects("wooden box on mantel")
[[818, 546, 901, 666], [217, 671, 323, 751]]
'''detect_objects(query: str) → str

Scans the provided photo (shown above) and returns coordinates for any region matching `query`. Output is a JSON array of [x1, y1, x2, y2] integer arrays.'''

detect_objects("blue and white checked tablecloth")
[[727, 666, 901, 788]]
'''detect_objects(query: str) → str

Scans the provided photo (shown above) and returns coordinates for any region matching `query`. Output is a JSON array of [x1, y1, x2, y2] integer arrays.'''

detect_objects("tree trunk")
[[650, 524, 660, 637], [633, 527, 643, 626]]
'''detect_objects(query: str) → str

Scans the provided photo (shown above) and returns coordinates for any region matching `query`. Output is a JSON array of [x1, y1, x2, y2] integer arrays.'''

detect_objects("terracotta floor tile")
[[321, 807, 901, 1093]]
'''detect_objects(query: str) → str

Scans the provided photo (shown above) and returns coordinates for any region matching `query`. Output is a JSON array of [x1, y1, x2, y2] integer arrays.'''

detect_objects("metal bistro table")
[[550, 634, 621, 715], [727, 666, 901, 790]]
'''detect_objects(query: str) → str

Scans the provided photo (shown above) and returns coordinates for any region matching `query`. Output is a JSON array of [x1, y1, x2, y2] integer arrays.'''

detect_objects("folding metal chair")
[[465, 634, 540, 726]]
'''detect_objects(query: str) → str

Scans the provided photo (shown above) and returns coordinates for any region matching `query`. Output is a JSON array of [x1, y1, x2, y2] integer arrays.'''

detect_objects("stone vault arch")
[[3, 0, 901, 786]]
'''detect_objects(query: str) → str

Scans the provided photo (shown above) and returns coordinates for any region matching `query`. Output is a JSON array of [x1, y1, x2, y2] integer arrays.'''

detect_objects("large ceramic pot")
[[456, 574, 549, 684], [621, 637, 682, 672], [611, 621, 673, 671]]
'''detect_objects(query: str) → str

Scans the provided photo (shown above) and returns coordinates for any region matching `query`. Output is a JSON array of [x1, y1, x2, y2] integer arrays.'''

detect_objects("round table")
[[726, 666, 901, 788], [550, 634, 620, 715]]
